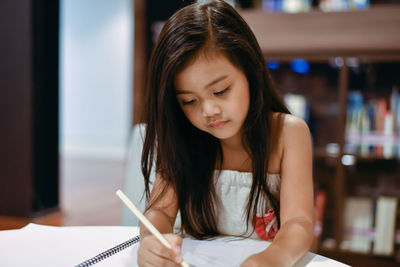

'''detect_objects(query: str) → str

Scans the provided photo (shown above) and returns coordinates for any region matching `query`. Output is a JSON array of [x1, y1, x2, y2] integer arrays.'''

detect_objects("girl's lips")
[[209, 120, 227, 128]]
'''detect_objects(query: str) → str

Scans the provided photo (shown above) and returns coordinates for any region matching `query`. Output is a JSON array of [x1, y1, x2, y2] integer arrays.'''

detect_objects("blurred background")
[[1, 0, 400, 266]]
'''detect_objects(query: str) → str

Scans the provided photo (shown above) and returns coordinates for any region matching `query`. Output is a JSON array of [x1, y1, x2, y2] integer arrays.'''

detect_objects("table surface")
[[0, 223, 348, 267]]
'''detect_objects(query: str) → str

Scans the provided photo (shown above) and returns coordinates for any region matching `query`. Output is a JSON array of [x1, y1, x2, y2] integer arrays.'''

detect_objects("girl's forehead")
[[181, 52, 234, 74], [185, 50, 227, 68], [176, 54, 233, 82]]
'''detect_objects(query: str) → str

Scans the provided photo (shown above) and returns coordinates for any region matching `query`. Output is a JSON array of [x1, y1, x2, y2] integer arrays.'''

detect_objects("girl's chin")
[[209, 129, 238, 141]]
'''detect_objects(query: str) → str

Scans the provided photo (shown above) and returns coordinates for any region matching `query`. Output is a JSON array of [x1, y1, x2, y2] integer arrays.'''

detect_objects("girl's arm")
[[242, 115, 315, 267], [140, 173, 179, 237], [138, 174, 183, 267]]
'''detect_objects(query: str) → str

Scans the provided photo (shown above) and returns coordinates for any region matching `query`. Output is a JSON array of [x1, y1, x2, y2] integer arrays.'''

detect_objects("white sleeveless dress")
[[174, 170, 281, 240]]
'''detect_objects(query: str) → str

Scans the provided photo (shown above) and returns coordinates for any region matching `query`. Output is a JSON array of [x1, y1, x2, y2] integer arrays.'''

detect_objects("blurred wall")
[[59, 0, 133, 159]]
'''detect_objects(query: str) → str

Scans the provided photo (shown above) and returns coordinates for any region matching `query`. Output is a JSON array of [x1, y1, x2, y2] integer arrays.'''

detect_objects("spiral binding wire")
[[75, 235, 140, 267]]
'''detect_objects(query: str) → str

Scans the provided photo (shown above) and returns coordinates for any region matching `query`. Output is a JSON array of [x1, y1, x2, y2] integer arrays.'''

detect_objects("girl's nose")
[[202, 100, 221, 117]]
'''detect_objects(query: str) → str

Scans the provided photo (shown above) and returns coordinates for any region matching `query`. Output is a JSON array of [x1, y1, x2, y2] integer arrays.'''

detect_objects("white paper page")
[[179, 238, 349, 267], [0, 223, 139, 267], [90, 236, 349, 267]]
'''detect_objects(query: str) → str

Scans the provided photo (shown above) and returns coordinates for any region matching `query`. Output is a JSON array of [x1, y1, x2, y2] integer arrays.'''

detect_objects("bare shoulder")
[[271, 112, 309, 132], [280, 113, 312, 152], [282, 113, 310, 133], [271, 112, 311, 148]]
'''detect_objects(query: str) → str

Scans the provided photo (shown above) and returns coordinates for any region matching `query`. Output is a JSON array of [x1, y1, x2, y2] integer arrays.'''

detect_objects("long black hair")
[[142, 0, 290, 239]]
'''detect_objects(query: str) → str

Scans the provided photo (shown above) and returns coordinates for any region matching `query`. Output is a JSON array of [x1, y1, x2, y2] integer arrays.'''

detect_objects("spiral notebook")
[[75, 235, 140, 267]]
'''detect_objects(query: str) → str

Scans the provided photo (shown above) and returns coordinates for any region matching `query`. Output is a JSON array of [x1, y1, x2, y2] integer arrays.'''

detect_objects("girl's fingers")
[[138, 234, 183, 266], [141, 247, 180, 267], [147, 236, 180, 261], [164, 234, 183, 261]]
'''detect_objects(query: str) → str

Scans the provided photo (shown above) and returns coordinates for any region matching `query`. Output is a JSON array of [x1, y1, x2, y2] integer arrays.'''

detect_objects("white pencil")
[[116, 189, 190, 267]]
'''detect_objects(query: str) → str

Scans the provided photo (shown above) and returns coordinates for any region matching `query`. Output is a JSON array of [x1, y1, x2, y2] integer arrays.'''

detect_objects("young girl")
[[138, 1, 314, 266]]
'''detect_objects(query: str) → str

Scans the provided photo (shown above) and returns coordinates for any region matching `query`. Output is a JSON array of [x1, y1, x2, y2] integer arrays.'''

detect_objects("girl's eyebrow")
[[176, 75, 228, 95], [205, 75, 227, 88]]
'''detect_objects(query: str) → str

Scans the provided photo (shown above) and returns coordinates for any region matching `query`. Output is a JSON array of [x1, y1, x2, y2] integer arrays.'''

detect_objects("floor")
[[0, 157, 126, 230]]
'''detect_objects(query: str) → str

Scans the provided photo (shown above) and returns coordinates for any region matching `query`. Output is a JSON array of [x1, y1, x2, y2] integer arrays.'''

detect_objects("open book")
[[0, 223, 348, 267]]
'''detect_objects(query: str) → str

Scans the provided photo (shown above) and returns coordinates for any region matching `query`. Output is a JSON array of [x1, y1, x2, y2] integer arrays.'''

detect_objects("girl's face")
[[175, 52, 250, 144]]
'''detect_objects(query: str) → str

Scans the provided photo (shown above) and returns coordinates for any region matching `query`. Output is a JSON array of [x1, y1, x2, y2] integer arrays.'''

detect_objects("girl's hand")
[[240, 250, 290, 267], [137, 233, 183, 267]]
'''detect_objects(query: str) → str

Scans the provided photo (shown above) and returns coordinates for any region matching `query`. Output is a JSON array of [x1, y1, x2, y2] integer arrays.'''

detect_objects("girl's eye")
[[182, 99, 196, 105], [214, 87, 229, 96]]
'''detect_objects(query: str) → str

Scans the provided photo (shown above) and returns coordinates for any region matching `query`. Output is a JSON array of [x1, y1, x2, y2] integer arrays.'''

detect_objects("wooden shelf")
[[314, 147, 400, 164], [345, 155, 400, 163], [240, 6, 400, 60]]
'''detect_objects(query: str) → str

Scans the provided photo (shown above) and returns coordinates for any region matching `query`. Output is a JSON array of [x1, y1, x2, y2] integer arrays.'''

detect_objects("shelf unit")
[[240, 5, 400, 266]]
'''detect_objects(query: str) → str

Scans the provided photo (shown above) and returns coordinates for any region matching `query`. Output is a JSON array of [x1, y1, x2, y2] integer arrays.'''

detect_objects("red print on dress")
[[252, 208, 278, 241]]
